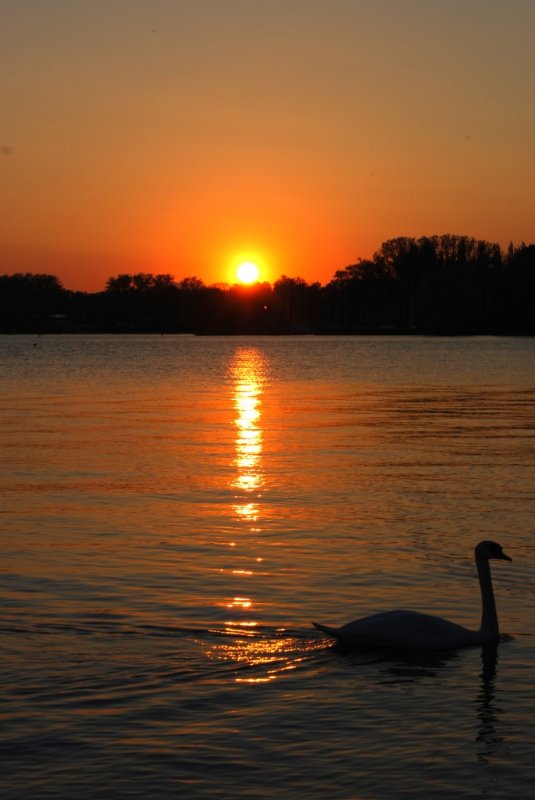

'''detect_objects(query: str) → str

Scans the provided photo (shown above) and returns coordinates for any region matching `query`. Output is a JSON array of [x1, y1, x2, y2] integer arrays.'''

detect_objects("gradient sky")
[[2, 0, 534, 291]]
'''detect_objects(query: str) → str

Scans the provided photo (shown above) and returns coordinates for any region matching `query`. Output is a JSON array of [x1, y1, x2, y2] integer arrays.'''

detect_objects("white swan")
[[312, 540, 511, 651]]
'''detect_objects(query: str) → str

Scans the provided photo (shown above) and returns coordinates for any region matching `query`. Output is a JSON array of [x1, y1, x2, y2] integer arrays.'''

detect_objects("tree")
[[0, 273, 66, 331], [105, 274, 133, 293], [177, 276, 205, 291], [500, 243, 535, 331]]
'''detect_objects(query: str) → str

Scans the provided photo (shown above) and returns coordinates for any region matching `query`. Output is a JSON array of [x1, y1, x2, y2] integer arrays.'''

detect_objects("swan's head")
[[476, 540, 512, 562]]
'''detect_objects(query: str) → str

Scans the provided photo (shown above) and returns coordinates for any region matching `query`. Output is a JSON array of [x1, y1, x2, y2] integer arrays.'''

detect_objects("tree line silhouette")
[[1, 234, 534, 334]]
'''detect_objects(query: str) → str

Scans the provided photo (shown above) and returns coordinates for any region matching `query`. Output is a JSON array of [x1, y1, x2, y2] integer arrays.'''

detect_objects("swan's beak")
[[497, 551, 512, 562]]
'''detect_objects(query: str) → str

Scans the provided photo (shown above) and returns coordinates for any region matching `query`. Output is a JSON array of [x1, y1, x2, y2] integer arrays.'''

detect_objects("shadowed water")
[[1, 335, 534, 799]]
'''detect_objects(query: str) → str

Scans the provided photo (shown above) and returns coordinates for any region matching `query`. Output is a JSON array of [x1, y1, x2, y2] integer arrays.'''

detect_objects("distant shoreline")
[[1, 328, 533, 337], [2, 235, 534, 336]]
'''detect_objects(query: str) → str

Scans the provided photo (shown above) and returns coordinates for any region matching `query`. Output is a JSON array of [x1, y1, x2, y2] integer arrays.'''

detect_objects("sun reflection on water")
[[205, 632, 326, 684], [230, 348, 267, 521], [215, 348, 269, 635], [212, 350, 329, 682], [225, 596, 252, 609]]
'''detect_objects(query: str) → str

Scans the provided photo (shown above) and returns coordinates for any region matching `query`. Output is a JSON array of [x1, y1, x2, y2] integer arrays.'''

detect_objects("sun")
[[236, 261, 260, 285]]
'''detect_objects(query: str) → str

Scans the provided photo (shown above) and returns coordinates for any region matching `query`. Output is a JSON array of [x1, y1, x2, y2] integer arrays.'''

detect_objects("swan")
[[312, 540, 511, 651]]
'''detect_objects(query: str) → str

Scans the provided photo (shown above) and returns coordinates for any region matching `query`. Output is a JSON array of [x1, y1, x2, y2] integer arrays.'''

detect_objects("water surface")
[[1, 335, 534, 798]]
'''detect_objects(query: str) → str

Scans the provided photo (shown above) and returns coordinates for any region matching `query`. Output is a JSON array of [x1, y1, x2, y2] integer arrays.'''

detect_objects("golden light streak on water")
[[230, 348, 267, 512], [206, 632, 327, 684]]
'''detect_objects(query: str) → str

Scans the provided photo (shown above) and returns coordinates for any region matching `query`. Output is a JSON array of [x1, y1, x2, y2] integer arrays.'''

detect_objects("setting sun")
[[237, 262, 260, 284]]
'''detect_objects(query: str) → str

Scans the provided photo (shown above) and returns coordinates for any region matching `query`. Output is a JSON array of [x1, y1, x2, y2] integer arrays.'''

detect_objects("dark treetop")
[[1, 235, 534, 334]]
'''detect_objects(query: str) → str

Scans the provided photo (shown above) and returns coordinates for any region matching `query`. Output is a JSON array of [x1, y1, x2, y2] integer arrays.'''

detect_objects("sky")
[[1, 0, 534, 291]]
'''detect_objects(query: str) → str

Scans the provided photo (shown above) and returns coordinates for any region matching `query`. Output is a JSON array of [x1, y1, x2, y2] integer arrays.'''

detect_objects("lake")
[[1, 334, 534, 799]]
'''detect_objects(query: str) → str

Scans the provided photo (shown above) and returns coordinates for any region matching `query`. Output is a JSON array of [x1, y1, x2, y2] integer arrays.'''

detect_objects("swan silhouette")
[[313, 540, 511, 651]]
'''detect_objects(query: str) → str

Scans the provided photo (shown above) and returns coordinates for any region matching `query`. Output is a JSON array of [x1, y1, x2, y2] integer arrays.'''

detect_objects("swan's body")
[[312, 541, 511, 651]]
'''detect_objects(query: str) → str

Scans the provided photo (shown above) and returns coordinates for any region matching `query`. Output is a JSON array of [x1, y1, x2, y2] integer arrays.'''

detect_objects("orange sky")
[[2, 0, 534, 291]]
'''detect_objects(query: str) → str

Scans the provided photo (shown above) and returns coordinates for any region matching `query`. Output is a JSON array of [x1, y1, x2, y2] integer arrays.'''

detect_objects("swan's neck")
[[477, 557, 499, 640]]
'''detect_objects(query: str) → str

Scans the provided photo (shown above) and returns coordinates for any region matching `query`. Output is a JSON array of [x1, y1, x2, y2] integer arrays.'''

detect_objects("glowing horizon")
[[1, 1, 534, 292]]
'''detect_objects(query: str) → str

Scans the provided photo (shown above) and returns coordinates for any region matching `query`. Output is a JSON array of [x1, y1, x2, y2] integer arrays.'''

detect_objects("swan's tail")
[[312, 621, 341, 639]]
